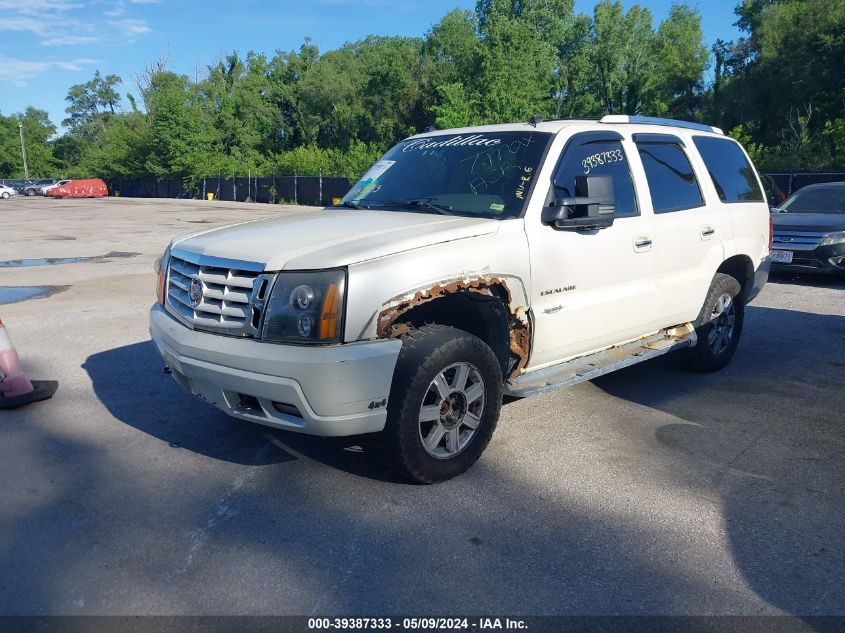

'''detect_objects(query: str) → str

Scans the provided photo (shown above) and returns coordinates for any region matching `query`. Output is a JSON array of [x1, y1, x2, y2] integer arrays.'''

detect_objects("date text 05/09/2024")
[[307, 617, 528, 630]]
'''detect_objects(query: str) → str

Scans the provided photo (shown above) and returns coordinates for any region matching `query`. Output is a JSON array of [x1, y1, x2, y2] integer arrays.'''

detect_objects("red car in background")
[[47, 178, 109, 198]]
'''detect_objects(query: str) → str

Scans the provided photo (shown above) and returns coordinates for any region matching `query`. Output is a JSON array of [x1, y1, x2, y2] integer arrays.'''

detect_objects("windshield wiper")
[[380, 198, 454, 216]]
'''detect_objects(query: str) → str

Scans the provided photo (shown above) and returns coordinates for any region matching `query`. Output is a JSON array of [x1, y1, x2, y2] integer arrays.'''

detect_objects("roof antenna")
[[424, 125, 437, 133], [529, 115, 544, 128]]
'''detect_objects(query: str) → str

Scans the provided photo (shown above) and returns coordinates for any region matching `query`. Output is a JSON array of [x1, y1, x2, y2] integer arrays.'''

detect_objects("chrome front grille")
[[166, 252, 271, 336], [772, 230, 826, 251]]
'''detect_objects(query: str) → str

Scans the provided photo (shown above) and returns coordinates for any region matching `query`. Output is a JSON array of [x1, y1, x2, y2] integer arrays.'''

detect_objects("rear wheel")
[[684, 273, 744, 372], [380, 324, 502, 484], [1, 192, 9, 199], [25, 188, 36, 196]]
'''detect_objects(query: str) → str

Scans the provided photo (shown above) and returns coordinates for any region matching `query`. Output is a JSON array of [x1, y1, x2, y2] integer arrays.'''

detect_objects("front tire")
[[381, 325, 503, 484], [1, 192, 9, 199], [684, 273, 744, 372]]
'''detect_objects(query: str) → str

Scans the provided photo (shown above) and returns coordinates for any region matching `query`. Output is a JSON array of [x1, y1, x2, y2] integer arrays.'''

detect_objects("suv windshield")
[[339, 131, 553, 219], [779, 186, 845, 214]]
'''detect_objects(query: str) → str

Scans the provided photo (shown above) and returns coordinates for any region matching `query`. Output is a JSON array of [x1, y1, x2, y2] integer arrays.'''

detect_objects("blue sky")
[[0, 0, 742, 129]]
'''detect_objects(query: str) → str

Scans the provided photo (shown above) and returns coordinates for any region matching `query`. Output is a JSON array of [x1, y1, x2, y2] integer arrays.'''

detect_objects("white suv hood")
[[172, 209, 499, 270]]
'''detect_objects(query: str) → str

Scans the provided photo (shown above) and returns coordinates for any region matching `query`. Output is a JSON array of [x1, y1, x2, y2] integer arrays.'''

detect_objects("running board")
[[505, 324, 697, 398]]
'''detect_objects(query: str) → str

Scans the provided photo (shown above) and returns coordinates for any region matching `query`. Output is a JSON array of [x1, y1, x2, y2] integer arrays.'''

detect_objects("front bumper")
[[771, 243, 845, 274], [149, 304, 402, 436]]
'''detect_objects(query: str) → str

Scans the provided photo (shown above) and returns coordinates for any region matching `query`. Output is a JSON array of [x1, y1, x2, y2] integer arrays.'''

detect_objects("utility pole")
[[18, 121, 29, 180]]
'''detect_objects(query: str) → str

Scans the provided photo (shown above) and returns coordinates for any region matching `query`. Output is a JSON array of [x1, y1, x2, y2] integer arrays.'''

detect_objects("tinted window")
[[693, 136, 764, 203], [552, 138, 638, 217], [637, 142, 703, 213], [780, 187, 845, 214]]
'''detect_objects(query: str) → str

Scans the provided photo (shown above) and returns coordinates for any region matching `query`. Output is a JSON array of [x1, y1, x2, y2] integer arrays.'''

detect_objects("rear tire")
[[25, 189, 35, 196], [683, 273, 744, 372], [380, 324, 503, 484], [1, 192, 9, 199]]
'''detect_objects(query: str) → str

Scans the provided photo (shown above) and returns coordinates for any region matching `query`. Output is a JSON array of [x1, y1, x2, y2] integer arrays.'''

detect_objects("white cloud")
[[0, 0, 153, 46], [0, 0, 82, 12], [1, 16, 48, 35], [41, 34, 99, 46], [108, 18, 150, 35], [0, 55, 97, 86]]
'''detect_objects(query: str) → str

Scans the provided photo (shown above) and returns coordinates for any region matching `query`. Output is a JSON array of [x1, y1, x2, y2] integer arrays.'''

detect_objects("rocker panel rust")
[[376, 274, 532, 376]]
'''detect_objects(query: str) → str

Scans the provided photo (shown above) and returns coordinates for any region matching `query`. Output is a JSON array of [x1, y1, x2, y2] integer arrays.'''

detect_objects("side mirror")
[[543, 175, 616, 231]]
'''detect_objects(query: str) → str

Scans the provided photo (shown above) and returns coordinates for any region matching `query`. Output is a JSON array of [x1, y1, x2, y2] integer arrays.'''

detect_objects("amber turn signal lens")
[[157, 270, 166, 305], [319, 282, 341, 340]]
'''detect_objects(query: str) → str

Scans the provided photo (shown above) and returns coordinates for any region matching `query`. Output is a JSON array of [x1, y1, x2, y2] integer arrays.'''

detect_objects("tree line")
[[1, 0, 843, 182]]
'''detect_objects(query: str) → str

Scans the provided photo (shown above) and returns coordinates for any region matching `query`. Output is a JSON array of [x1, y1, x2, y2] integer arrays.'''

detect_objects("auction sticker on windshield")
[[362, 160, 395, 181], [353, 160, 396, 198]]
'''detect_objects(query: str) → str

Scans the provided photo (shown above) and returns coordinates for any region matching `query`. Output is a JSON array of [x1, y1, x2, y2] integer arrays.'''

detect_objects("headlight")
[[155, 245, 171, 305], [262, 270, 346, 344], [821, 231, 845, 246]]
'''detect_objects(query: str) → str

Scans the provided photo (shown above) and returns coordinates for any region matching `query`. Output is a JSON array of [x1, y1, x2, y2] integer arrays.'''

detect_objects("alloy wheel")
[[707, 293, 736, 355], [418, 362, 485, 459]]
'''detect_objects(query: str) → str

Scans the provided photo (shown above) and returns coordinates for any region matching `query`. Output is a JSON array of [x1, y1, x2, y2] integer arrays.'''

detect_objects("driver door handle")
[[633, 236, 653, 252]]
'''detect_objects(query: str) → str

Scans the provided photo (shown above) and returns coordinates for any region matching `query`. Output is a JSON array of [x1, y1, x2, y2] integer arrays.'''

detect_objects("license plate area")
[[771, 250, 793, 264]]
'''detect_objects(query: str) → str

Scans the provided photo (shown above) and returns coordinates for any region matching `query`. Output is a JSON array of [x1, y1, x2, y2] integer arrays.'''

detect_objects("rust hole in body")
[[376, 276, 531, 377]]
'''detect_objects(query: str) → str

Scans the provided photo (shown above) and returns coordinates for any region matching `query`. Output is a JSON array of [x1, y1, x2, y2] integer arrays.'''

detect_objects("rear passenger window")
[[693, 136, 764, 203], [637, 142, 703, 213], [552, 138, 639, 217]]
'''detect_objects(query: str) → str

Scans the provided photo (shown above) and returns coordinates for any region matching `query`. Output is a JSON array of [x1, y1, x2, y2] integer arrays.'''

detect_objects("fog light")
[[830, 256, 845, 268]]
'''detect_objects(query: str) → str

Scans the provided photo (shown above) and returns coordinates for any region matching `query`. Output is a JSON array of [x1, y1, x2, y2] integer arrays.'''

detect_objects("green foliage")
[[273, 141, 382, 180], [3, 0, 843, 181], [430, 83, 479, 129], [823, 119, 845, 169], [477, 16, 556, 122], [653, 3, 710, 118], [711, 0, 845, 170], [144, 71, 216, 179], [590, 1, 660, 115], [0, 108, 57, 178], [727, 124, 771, 167], [63, 70, 122, 137]]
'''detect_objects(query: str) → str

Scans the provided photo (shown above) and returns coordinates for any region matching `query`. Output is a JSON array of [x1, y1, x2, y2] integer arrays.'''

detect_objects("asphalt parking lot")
[[1, 196, 843, 617]]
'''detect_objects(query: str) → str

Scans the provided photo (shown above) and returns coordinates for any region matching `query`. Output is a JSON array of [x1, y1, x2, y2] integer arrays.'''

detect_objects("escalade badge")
[[189, 277, 203, 308]]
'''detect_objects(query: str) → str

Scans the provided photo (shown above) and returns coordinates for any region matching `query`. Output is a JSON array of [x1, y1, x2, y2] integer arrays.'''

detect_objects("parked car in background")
[[2, 179, 28, 193], [46, 178, 108, 198], [41, 180, 71, 195], [0, 183, 18, 198], [23, 179, 58, 196], [760, 174, 786, 207], [771, 182, 845, 274]]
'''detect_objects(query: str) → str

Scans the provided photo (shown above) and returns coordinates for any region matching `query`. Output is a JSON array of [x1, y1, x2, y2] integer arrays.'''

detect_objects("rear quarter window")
[[636, 142, 704, 213], [693, 136, 764, 203]]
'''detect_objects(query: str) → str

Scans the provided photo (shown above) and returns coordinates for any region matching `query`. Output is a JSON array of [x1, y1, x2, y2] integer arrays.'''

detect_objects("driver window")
[[552, 138, 639, 217]]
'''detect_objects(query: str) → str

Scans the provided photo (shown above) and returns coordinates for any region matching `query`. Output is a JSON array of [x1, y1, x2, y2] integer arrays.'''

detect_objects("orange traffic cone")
[[0, 318, 58, 409]]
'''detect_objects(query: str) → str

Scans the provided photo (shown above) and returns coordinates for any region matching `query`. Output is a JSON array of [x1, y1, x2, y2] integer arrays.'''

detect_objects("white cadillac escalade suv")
[[150, 115, 771, 483]]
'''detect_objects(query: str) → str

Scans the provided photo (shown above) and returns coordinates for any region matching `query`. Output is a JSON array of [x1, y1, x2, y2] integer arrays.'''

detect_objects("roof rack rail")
[[540, 116, 604, 123], [600, 115, 723, 135]]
